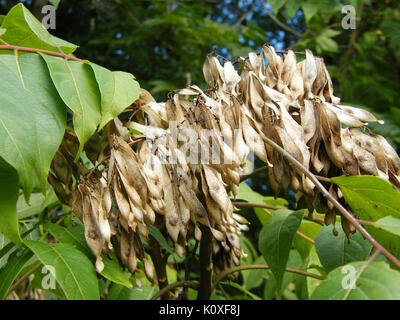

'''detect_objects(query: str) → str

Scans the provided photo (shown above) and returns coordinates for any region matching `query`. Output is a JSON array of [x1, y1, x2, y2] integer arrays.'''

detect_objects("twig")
[[6, 262, 42, 297], [232, 201, 283, 211], [261, 0, 302, 37], [261, 135, 400, 269], [0, 42, 83, 62], [233, 201, 375, 227], [235, 0, 257, 27], [263, 208, 314, 244], [232, 45, 305, 65], [213, 264, 325, 288], [150, 281, 199, 300]]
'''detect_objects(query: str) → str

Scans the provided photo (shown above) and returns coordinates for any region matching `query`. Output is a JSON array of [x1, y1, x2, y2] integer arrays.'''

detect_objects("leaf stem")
[[213, 264, 325, 288], [232, 201, 283, 211], [261, 0, 303, 37], [0, 43, 83, 62], [262, 207, 315, 244], [150, 280, 199, 300]]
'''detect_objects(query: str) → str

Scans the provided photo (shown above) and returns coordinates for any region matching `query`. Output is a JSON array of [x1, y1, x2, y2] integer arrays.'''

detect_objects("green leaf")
[[316, 36, 338, 53], [0, 250, 33, 299], [240, 235, 258, 265], [1, 3, 77, 54], [17, 187, 59, 219], [365, 227, 400, 262], [41, 54, 101, 160], [242, 256, 269, 290], [374, 216, 400, 236], [149, 225, 174, 254], [302, 2, 319, 21], [258, 209, 304, 295], [312, 261, 400, 300], [269, 0, 287, 14], [25, 240, 100, 300], [0, 157, 21, 244], [306, 246, 324, 297], [332, 176, 400, 260], [44, 222, 132, 287], [30, 266, 65, 298], [0, 53, 66, 199], [315, 224, 372, 273], [285, 0, 301, 18], [48, 0, 61, 9], [221, 281, 262, 300], [293, 220, 321, 261], [89, 62, 140, 129], [106, 283, 157, 300], [320, 28, 341, 38], [44, 222, 91, 257], [101, 252, 133, 288], [331, 176, 400, 221], [0, 234, 11, 268]]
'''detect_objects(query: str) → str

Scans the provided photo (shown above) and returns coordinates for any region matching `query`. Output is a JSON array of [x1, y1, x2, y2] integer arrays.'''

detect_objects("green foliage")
[[1, 3, 77, 54], [0, 1, 399, 301], [315, 224, 372, 272], [234, 182, 288, 225], [311, 262, 400, 300], [0, 250, 33, 299], [293, 220, 321, 261], [89, 63, 140, 130], [0, 157, 21, 244], [258, 209, 304, 295], [332, 175, 400, 221], [374, 216, 400, 237], [106, 283, 157, 300], [0, 53, 66, 198], [24, 240, 100, 300]]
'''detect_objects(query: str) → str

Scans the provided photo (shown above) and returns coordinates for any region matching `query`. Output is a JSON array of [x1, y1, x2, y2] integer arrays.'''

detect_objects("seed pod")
[[143, 259, 155, 283]]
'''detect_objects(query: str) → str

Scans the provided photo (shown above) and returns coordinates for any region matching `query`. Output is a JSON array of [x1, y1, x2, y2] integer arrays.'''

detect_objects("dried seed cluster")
[[50, 45, 400, 277]]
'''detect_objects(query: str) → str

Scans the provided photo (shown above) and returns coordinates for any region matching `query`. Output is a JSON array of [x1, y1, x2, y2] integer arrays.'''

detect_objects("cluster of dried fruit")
[[49, 45, 400, 278]]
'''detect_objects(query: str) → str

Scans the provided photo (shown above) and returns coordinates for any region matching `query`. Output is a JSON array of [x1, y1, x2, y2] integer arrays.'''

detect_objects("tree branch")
[[151, 281, 199, 300], [196, 225, 214, 300], [213, 264, 325, 288], [0, 40, 83, 62], [149, 234, 170, 300], [235, 0, 257, 27], [261, 135, 400, 269], [261, 0, 303, 38]]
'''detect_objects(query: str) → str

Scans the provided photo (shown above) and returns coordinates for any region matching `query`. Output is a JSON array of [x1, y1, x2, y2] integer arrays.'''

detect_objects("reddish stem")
[[0, 43, 83, 62]]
